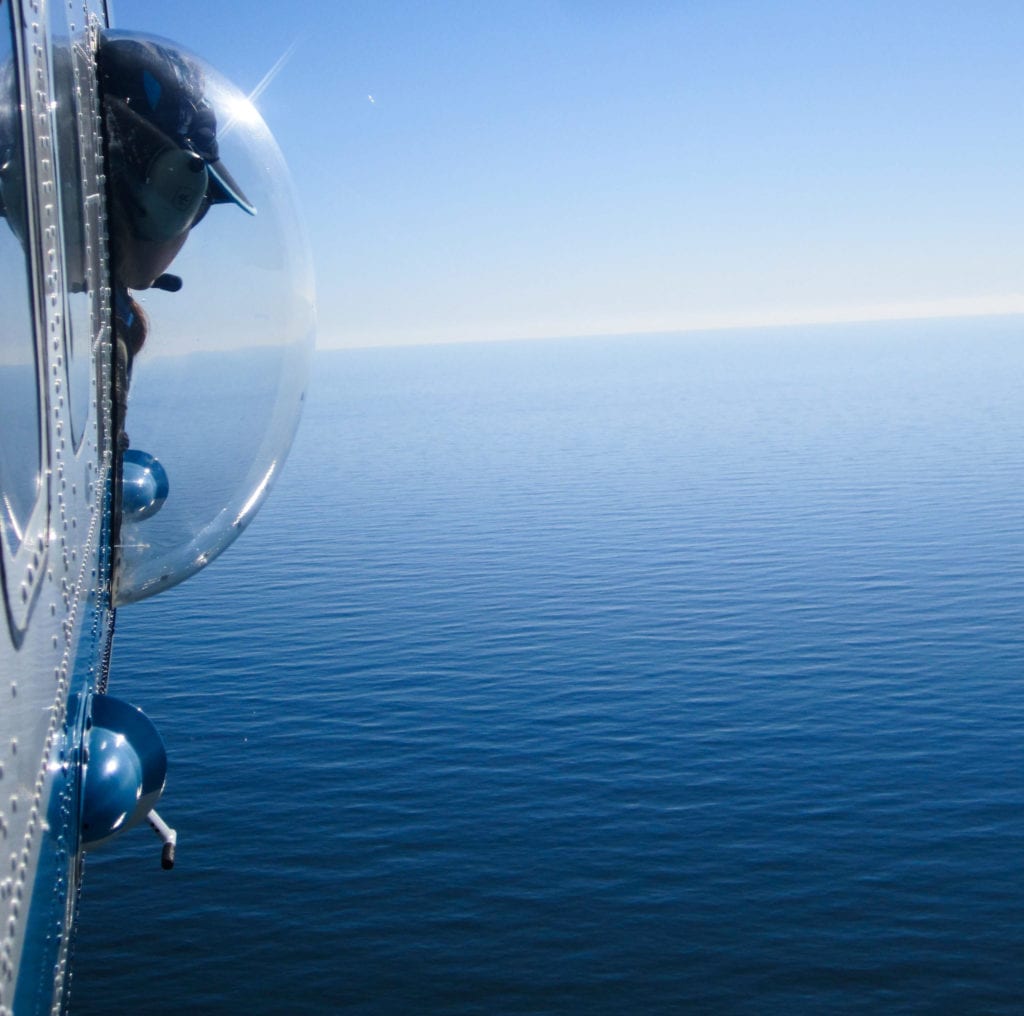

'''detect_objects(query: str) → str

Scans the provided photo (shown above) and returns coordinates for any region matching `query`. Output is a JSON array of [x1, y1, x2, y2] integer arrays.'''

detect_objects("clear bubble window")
[[105, 32, 314, 605]]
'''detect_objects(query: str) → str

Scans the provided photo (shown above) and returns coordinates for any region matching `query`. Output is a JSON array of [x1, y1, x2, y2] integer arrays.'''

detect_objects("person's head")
[[98, 33, 254, 289]]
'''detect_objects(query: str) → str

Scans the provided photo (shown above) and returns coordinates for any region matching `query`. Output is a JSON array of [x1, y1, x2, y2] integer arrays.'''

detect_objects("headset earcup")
[[132, 148, 207, 242]]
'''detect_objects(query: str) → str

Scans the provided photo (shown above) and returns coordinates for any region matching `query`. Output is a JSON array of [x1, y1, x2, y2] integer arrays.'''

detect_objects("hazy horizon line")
[[319, 297, 1024, 352]]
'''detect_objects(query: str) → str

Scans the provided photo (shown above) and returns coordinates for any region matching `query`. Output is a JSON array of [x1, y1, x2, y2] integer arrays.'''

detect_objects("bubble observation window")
[[103, 32, 315, 605]]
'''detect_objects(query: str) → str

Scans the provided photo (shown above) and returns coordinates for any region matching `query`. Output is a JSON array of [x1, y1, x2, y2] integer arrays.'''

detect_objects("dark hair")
[[115, 287, 149, 368]]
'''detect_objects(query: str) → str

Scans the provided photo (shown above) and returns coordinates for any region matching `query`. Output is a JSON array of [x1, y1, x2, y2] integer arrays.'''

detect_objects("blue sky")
[[111, 1, 1024, 348]]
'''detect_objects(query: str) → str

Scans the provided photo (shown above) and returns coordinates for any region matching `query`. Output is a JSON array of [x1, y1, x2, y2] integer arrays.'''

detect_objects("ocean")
[[70, 319, 1024, 1014]]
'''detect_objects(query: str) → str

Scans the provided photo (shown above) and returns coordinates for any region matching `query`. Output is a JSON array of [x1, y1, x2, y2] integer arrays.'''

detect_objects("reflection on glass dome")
[[106, 32, 315, 606]]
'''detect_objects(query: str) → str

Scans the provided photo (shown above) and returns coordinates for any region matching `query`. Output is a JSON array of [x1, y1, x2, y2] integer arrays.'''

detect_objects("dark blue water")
[[71, 320, 1024, 1014]]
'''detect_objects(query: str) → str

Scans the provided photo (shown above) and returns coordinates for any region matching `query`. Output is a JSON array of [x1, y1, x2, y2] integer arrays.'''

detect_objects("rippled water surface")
[[72, 321, 1024, 1014]]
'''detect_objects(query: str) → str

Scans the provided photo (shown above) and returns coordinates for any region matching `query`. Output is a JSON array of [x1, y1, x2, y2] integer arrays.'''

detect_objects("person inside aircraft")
[[98, 33, 256, 287], [98, 33, 257, 538], [98, 33, 255, 371]]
